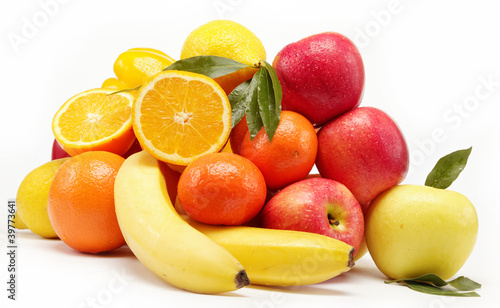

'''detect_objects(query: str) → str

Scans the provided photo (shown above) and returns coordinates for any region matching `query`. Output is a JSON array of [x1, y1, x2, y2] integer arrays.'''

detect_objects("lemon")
[[16, 158, 69, 238], [113, 48, 175, 88], [101, 77, 128, 90], [181, 20, 266, 66], [180, 20, 266, 95], [11, 211, 27, 229]]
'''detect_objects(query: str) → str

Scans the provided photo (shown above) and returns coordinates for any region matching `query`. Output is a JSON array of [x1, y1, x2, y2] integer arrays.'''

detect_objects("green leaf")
[[385, 273, 481, 297], [406, 281, 480, 297], [256, 66, 280, 142], [385, 273, 447, 287], [425, 147, 472, 189], [106, 85, 141, 96], [164, 55, 252, 79], [448, 276, 482, 291], [244, 76, 262, 140], [260, 60, 282, 116], [165, 56, 283, 143], [228, 80, 252, 129]]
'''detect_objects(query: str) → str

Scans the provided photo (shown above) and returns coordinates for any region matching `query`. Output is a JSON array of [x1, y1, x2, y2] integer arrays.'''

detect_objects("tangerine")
[[177, 153, 266, 226], [47, 151, 126, 254], [240, 111, 318, 191]]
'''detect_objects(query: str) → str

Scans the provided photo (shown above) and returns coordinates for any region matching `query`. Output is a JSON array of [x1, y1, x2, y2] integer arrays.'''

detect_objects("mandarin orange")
[[177, 153, 266, 226], [240, 111, 318, 191]]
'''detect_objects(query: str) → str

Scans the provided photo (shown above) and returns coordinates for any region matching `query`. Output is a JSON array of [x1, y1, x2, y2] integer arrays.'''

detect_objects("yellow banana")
[[114, 151, 249, 294], [187, 218, 354, 286]]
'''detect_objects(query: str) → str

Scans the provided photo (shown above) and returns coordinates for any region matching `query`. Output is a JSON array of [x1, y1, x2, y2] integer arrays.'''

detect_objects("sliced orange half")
[[52, 88, 135, 156], [133, 70, 231, 166]]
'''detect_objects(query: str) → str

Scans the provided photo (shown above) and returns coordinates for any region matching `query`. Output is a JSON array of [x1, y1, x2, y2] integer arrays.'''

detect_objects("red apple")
[[51, 138, 71, 160], [316, 107, 409, 212], [273, 32, 365, 127], [261, 177, 364, 254], [52, 138, 142, 160], [229, 115, 249, 154], [122, 139, 143, 159]]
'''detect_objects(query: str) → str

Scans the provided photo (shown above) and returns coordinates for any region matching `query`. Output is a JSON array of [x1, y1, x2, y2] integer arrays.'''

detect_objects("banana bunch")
[[114, 151, 354, 293]]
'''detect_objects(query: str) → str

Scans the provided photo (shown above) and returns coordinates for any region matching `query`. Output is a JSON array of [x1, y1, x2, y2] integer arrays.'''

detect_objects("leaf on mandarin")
[[261, 60, 282, 116], [244, 74, 262, 140], [163, 56, 284, 142], [228, 80, 252, 129], [164, 55, 252, 79], [256, 66, 279, 142]]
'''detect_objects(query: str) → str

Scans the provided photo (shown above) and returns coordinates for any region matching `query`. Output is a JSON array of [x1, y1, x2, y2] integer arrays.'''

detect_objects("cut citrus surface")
[[133, 70, 232, 166], [52, 88, 135, 156]]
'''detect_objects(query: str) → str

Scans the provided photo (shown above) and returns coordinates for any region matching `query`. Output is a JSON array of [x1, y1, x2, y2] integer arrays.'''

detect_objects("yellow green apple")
[[353, 236, 368, 262], [365, 184, 478, 280]]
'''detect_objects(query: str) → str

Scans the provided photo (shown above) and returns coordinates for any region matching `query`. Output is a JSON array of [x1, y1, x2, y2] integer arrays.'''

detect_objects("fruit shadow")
[[120, 260, 248, 298], [248, 258, 387, 296], [248, 283, 349, 296], [346, 263, 387, 280], [51, 241, 135, 258], [315, 258, 387, 286], [16, 229, 58, 241], [53, 243, 246, 297]]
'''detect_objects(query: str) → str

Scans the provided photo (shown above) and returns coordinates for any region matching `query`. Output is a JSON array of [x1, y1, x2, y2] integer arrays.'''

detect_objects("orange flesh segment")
[[135, 71, 231, 165], [58, 93, 132, 143]]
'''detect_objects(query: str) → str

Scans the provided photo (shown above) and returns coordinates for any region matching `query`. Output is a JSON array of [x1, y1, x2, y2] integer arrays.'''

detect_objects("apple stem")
[[328, 214, 340, 226]]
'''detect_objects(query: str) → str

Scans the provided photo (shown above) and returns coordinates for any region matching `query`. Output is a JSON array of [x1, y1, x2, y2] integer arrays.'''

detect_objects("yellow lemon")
[[101, 77, 128, 90], [180, 20, 266, 95], [16, 158, 69, 238], [113, 48, 175, 88], [11, 211, 27, 230]]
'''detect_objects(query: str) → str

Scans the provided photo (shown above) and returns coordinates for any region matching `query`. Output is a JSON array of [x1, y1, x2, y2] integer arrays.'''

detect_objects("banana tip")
[[235, 270, 251, 289], [348, 248, 355, 268]]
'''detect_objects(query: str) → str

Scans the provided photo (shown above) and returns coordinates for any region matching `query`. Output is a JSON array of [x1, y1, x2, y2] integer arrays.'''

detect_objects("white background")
[[1, 0, 499, 307]]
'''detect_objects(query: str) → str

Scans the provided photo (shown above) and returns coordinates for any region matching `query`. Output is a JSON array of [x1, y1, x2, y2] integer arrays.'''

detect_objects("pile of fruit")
[[13, 20, 480, 296]]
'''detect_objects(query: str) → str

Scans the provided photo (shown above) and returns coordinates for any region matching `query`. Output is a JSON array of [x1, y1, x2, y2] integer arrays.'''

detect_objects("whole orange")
[[47, 151, 126, 254], [177, 152, 266, 225], [240, 111, 318, 191]]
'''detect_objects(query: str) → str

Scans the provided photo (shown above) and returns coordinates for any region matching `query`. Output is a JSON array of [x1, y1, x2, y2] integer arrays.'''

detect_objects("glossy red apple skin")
[[122, 139, 143, 159], [273, 32, 364, 127], [316, 107, 409, 211], [51, 138, 142, 160], [261, 178, 364, 254], [51, 139, 71, 160]]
